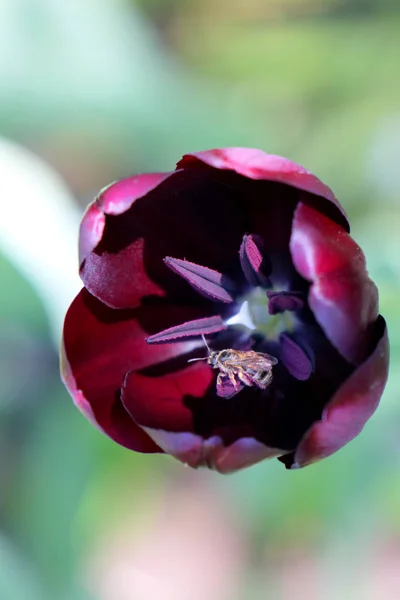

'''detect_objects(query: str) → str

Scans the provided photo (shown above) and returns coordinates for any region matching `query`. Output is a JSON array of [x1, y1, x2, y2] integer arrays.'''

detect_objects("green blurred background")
[[0, 1, 399, 598]]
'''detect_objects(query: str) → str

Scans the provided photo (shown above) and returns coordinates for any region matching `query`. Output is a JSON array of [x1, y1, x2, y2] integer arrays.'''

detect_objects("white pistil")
[[225, 300, 256, 330], [225, 287, 296, 340]]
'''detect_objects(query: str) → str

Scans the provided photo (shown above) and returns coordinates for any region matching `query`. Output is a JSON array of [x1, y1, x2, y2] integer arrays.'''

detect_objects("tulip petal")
[[61, 289, 202, 450], [210, 437, 288, 473], [96, 173, 175, 216], [79, 172, 173, 264], [290, 202, 379, 364], [177, 148, 349, 231], [61, 336, 160, 453], [81, 236, 168, 309], [142, 428, 286, 473], [121, 363, 214, 433], [80, 169, 245, 309], [141, 429, 224, 469], [79, 203, 106, 264], [290, 318, 389, 468], [60, 339, 106, 432]]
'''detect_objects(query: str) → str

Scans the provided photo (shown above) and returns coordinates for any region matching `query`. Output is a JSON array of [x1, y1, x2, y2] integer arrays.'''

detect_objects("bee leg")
[[249, 371, 264, 388], [257, 371, 272, 389], [216, 371, 242, 398], [216, 372, 223, 389], [228, 371, 242, 393], [237, 370, 254, 388]]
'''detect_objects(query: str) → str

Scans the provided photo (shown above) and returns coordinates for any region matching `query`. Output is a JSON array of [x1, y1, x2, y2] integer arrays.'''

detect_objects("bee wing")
[[257, 352, 279, 366], [232, 353, 278, 369]]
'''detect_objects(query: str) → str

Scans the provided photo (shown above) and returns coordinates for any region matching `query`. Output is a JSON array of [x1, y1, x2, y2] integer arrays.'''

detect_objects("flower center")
[[146, 232, 314, 397], [227, 287, 297, 341]]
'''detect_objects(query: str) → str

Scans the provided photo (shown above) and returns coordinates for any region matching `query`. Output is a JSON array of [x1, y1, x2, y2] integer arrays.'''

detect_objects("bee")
[[189, 336, 278, 399]]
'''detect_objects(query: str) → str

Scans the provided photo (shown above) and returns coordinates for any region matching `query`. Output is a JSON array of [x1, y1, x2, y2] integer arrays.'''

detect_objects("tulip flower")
[[61, 148, 389, 472]]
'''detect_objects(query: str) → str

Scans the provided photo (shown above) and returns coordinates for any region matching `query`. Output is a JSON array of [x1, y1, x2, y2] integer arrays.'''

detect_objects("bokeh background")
[[0, 1, 399, 598]]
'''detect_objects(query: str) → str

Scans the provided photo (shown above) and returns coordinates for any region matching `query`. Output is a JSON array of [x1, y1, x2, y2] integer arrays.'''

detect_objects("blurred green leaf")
[[7, 381, 99, 592], [0, 252, 48, 334], [0, 535, 43, 600]]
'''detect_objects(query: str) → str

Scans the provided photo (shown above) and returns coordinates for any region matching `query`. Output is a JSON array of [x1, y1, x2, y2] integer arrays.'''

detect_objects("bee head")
[[207, 351, 219, 368]]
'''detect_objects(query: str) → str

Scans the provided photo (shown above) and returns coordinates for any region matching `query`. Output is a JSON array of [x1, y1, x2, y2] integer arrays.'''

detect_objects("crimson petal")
[[61, 289, 201, 450], [177, 148, 349, 231], [80, 169, 245, 310], [79, 172, 174, 264], [290, 318, 389, 468], [61, 331, 160, 453], [290, 203, 379, 364], [121, 363, 214, 432]]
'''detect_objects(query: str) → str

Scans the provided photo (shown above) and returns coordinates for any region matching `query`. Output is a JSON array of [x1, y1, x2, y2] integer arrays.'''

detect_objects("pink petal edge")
[[60, 338, 105, 432], [79, 203, 105, 265], [177, 147, 348, 229], [143, 428, 287, 474], [79, 171, 174, 264], [61, 340, 162, 453]]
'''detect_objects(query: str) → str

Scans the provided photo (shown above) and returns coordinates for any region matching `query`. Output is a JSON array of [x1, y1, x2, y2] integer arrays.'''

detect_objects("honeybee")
[[189, 336, 278, 398]]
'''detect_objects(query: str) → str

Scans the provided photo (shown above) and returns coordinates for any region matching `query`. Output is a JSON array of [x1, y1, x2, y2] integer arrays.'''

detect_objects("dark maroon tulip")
[[61, 148, 389, 472]]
